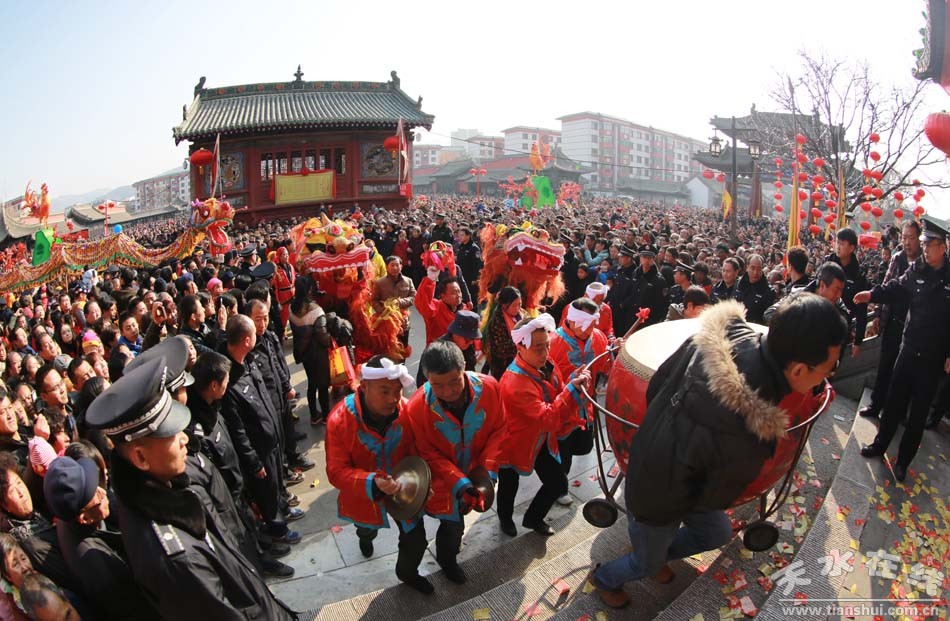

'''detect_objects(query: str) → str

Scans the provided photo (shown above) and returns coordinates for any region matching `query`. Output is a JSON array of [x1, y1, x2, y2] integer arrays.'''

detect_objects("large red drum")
[[605, 318, 830, 507]]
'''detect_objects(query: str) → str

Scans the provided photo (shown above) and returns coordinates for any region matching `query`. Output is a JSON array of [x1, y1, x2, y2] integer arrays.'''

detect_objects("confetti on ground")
[[739, 548, 754, 560], [571, 480, 582, 487], [582, 580, 595, 594], [778, 542, 795, 555], [310, 479, 320, 487], [576, 615, 591, 621], [595, 612, 607, 621], [588, 474, 599, 482], [849, 538, 860, 550], [472, 608, 490, 620], [689, 615, 705, 621], [607, 463, 621, 477], [524, 603, 542, 617], [821, 437, 830, 445], [330, 525, 344, 533], [739, 596, 757, 616], [553, 578, 571, 596], [794, 592, 808, 606]]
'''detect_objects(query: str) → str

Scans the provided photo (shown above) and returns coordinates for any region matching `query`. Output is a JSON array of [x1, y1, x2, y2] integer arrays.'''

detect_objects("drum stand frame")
[[580, 369, 834, 551]]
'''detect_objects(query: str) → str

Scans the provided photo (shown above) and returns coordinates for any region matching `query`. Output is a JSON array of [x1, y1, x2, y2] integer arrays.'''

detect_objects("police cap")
[[86, 355, 191, 443], [124, 336, 194, 392]]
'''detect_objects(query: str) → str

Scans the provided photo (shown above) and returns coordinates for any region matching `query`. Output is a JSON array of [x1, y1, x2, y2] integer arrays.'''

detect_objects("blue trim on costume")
[[365, 472, 377, 501]]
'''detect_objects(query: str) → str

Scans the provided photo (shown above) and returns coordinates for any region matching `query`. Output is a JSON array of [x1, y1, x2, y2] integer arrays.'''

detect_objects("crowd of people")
[[0, 192, 945, 618]]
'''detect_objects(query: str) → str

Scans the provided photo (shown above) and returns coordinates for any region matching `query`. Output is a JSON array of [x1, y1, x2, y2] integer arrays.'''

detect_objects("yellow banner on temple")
[[275, 171, 335, 204]]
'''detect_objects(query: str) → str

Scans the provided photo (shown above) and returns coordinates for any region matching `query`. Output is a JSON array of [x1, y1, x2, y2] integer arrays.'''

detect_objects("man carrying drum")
[[406, 340, 506, 585], [592, 295, 846, 608]]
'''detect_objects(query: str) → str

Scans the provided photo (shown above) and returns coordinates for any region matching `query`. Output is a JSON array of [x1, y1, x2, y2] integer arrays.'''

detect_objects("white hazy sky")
[[0, 0, 944, 201]]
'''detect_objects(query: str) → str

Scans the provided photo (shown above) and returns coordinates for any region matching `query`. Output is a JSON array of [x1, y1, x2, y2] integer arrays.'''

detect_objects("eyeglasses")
[[808, 356, 840, 378]]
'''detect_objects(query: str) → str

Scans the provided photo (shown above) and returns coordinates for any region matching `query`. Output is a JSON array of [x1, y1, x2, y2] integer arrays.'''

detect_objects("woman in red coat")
[[325, 356, 434, 594], [495, 314, 590, 538]]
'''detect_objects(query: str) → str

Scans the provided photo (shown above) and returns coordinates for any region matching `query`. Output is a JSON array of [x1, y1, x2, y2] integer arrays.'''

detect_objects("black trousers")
[[245, 448, 288, 536], [558, 426, 594, 478], [875, 348, 943, 467], [497, 448, 567, 526], [356, 521, 431, 577], [868, 319, 904, 412], [303, 363, 330, 421]]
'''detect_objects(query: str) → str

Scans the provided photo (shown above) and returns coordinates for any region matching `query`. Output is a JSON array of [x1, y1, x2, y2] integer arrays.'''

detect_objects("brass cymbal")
[[383, 456, 431, 521], [468, 465, 494, 513]]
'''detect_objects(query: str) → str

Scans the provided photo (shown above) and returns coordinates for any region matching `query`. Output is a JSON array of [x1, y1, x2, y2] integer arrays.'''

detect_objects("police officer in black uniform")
[[859, 220, 922, 419], [855, 216, 950, 481], [86, 355, 297, 620], [430, 213, 454, 244], [605, 244, 638, 336], [605, 243, 668, 335], [668, 262, 693, 307]]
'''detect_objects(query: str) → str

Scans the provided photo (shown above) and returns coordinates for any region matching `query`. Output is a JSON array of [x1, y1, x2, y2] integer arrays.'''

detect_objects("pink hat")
[[82, 330, 103, 354], [29, 437, 58, 470], [207, 278, 223, 291]]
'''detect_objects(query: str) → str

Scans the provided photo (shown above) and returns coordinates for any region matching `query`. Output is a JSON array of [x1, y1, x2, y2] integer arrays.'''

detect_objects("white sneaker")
[[556, 494, 573, 506]]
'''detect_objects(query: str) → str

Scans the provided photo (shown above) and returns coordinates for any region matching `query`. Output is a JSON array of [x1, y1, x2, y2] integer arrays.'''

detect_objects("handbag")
[[328, 339, 357, 388]]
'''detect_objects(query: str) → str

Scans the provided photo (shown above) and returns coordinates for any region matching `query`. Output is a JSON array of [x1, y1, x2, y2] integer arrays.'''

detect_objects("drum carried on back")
[[581, 318, 834, 551]]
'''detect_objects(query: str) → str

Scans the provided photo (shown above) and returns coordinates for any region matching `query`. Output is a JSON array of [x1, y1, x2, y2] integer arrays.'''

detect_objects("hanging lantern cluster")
[[859, 131, 926, 234], [788, 133, 840, 239]]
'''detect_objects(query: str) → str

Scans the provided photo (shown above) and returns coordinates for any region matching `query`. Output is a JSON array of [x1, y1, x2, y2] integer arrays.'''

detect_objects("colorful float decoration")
[[0, 197, 234, 293], [477, 221, 565, 313]]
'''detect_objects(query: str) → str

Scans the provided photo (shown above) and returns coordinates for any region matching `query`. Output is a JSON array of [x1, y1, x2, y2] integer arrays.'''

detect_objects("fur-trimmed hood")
[[692, 300, 789, 442]]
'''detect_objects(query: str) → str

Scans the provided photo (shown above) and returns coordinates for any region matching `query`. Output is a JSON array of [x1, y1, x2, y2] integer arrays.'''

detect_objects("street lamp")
[[748, 138, 762, 160], [469, 168, 487, 198], [708, 116, 760, 242], [709, 133, 722, 157]]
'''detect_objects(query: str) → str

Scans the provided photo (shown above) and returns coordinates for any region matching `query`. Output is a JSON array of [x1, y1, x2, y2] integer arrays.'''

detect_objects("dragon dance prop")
[[478, 220, 565, 314], [0, 197, 234, 294]]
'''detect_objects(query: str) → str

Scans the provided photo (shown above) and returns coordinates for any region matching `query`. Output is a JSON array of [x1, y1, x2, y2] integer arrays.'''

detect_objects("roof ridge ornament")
[[390, 70, 400, 89], [193, 76, 206, 98], [294, 65, 304, 82]]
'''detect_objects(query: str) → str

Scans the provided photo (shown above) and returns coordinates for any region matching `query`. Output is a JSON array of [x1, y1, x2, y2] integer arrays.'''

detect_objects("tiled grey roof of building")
[[173, 70, 434, 144]]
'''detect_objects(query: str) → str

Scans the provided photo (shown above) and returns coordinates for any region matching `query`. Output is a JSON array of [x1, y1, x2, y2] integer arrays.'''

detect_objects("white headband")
[[566, 305, 600, 330], [361, 358, 415, 389], [511, 313, 556, 348], [585, 282, 607, 299]]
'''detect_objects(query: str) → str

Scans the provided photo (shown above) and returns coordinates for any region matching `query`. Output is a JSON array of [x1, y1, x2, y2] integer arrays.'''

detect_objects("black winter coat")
[[111, 455, 296, 620], [625, 301, 793, 525], [734, 274, 775, 324], [220, 354, 281, 475]]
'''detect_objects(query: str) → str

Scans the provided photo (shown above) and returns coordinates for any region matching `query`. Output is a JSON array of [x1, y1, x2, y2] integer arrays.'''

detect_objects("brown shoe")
[[596, 586, 630, 609], [653, 564, 675, 584]]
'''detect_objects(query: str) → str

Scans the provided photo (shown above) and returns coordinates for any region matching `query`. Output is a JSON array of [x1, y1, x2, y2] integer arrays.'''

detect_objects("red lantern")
[[870, 170, 883, 182], [811, 208, 822, 218], [812, 175, 825, 185], [859, 221, 871, 231], [862, 185, 874, 196], [799, 211, 807, 220], [702, 169, 714, 179], [774, 193, 784, 201], [863, 168, 873, 178], [812, 157, 825, 168], [798, 190, 809, 201], [795, 134, 807, 145], [810, 191, 823, 202], [893, 209, 904, 220], [871, 206, 884, 218], [869, 151, 881, 162], [190, 148, 214, 173], [924, 112, 950, 157], [797, 152, 809, 164], [869, 132, 880, 143], [797, 172, 809, 183], [809, 224, 822, 236], [915, 188, 926, 199], [774, 205, 784, 212], [773, 157, 784, 166], [894, 191, 905, 202], [479, 168, 487, 176], [914, 206, 926, 217], [913, 179, 921, 186], [774, 181, 784, 189], [824, 199, 837, 209], [823, 214, 835, 224], [824, 183, 836, 192], [383, 136, 400, 152], [716, 173, 726, 183], [871, 187, 884, 199], [861, 202, 872, 212]]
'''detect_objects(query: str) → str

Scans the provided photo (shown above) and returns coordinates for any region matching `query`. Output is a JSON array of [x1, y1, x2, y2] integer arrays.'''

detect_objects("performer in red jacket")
[[550, 297, 611, 506], [415, 266, 463, 345], [325, 355, 434, 594], [495, 314, 590, 537], [406, 340, 506, 584], [560, 282, 614, 338]]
